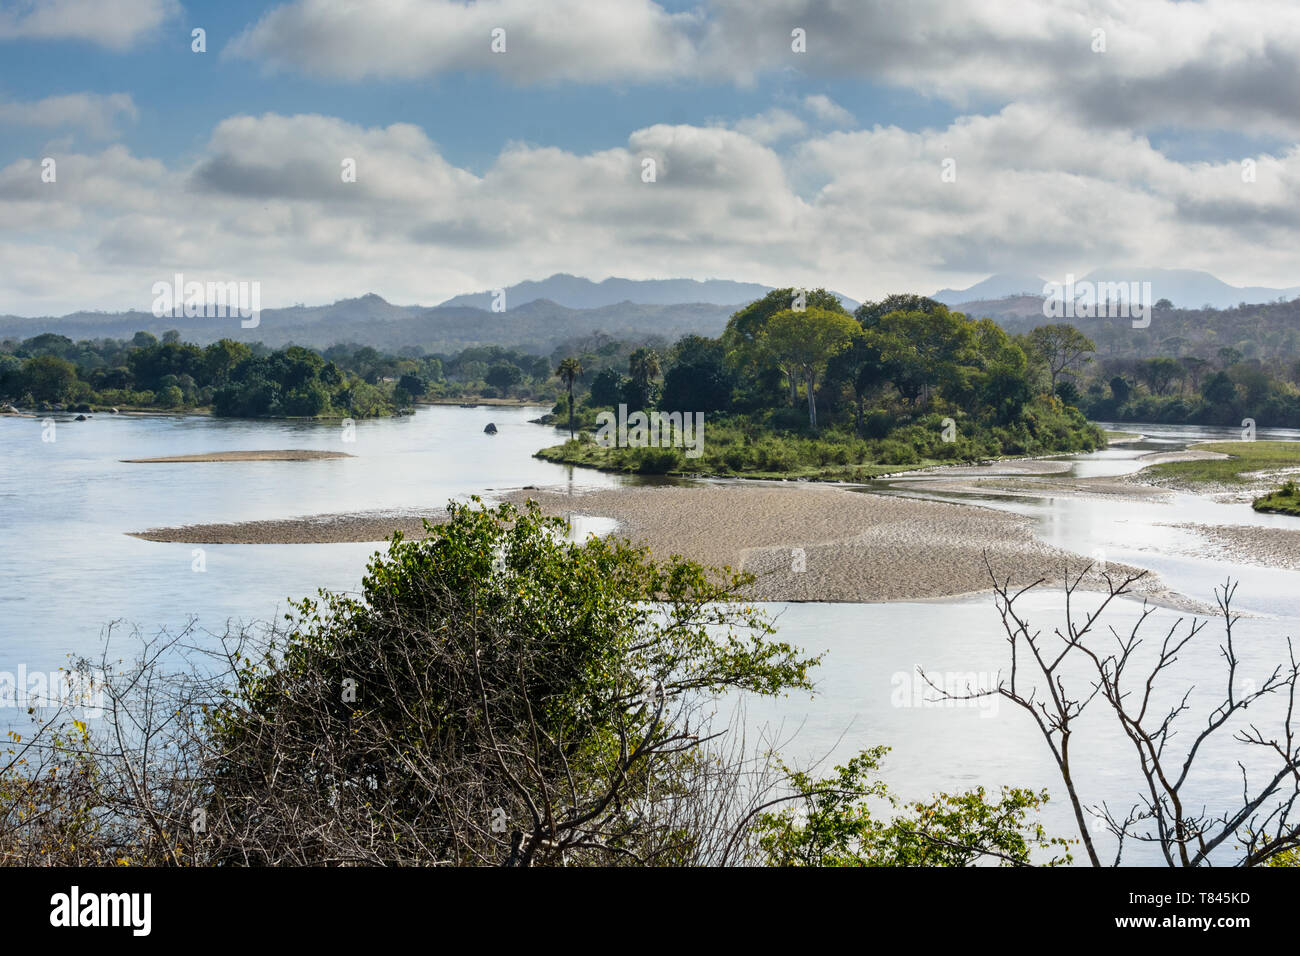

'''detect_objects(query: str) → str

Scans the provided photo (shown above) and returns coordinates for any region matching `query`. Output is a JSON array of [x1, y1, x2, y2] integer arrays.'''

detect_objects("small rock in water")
[[484, 422, 498, 435], [75, 414, 87, 421]]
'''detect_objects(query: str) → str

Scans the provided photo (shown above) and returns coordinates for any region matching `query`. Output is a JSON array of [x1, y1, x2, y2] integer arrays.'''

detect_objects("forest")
[[0, 332, 558, 418], [541, 289, 1105, 477]]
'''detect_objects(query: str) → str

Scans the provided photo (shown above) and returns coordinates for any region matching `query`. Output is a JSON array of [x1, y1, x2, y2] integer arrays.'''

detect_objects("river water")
[[2, 409, 1297, 864]]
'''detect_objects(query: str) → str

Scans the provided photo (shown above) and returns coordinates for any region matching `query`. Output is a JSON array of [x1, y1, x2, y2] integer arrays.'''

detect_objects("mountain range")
[[934, 268, 1300, 311], [3, 269, 1297, 354], [438, 274, 792, 310]]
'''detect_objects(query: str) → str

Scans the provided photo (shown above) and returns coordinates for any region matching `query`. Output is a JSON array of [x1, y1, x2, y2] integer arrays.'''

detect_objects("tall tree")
[[555, 357, 583, 440], [626, 347, 661, 409], [826, 328, 886, 435], [1025, 324, 1096, 390], [762, 308, 858, 427], [722, 289, 850, 408]]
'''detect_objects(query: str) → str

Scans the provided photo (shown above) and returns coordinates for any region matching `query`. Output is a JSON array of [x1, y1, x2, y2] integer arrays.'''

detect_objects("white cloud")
[[801, 95, 854, 128], [0, 0, 179, 51], [226, 0, 1300, 138], [4, 108, 1300, 317], [0, 92, 138, 139], [226, 0, 699, 83], [731, 108, 806, 144]]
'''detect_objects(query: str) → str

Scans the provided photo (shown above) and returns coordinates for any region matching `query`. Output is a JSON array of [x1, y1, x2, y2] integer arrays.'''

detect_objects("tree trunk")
[[567, 388, 575, 440], [806, 370, 817, 428]]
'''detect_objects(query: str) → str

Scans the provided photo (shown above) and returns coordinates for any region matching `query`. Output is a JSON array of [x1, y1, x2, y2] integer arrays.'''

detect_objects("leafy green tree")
[[397, 372, 429, 399], [625, 347, 661, 410], [854, 293, 945, 328], [872, 307, 978, 407], [826, 328, 886, 434], [203, 339, 252, 385], [755, 747, 1072, 867], [661, 335, 734, 414], [205, 500, 817, 866], [485, 362, 523, 394], [722, 289, 849, 408], [762, 308, 858, 427], [587, 367, 625, 408], [1026, 324, 1096, 391], [1218, 346, 1243, 370], [1139, 357, 1183, 396], [20, 355, 78, 403]]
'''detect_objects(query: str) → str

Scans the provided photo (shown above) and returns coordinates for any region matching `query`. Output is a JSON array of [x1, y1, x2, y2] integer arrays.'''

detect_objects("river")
[[2, 408, 1297, 864]]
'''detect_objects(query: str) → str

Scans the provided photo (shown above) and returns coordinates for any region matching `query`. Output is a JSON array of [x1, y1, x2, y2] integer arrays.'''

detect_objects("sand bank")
[[1162, 522, 1300, 571], [130, 482, 1191, 607], [122, 449, 352, 463]]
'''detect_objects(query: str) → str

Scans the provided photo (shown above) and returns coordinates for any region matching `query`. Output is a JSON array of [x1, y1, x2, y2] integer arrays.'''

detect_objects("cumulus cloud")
[[731, 108, 806, 144], [224, 0, 1300, 138], [3, 108, 1300, 316], [0, 92, 138, 139], [801, 94, 854, 128], [226, 0, 699, 83], [0, 0, 179, 51]]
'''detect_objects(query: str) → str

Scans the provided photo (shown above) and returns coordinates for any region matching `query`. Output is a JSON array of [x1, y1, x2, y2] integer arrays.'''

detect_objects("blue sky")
[[1, 0, 1298, 315], [0, 0, 962, 172]]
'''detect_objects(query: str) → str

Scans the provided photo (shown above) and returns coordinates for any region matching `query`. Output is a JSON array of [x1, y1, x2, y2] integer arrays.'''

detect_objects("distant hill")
[[0, 276, 866, 353], [441, 274, 770, 310], [440, 273, 860, 312], [0, 295, 740, 355], [934, 274, 1047, 305], [940, 268, 1300, 314]]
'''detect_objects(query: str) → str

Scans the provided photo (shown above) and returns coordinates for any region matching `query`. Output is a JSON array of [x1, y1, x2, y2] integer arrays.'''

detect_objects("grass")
[[1145, 440, 1300, 485], [1254, 479, 1300, 516], [1104, 430, 1141, 443], [534, 439, 919, 480], [536, 403, 1105, 481]]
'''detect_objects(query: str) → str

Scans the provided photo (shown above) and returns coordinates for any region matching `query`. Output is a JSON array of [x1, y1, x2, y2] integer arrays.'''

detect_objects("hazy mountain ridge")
[[938, 268, 1300, 311], [0, 274, 860, 352], [439, 274, 781, 310], [0, 296, 739, 354]]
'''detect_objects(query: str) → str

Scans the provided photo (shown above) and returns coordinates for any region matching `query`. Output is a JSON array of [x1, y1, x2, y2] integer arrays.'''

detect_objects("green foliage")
[[1254, 478, 1300, 516], [755, 747, 1073, 866], [539, 398, 1101, 479], [204, 499, 819, 864], [0, 334, 560, 416], [1148, 441, 1300, 486], [18, 354, 78, 403]]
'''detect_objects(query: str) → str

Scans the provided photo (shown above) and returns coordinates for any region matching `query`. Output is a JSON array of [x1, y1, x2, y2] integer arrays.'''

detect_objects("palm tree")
[[627, 347, 661, 409], [555, 357, 583, 439]]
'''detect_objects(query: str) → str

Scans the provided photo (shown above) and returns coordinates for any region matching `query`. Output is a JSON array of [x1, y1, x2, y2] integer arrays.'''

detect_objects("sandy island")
[[1160, 523, 1300, 572], [122, 449, 353, 463], [130, 483, 1194, 608]]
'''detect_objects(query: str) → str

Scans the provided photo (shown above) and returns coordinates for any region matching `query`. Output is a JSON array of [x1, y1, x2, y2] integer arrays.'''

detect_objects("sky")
[[3, 0, 1300, 315]]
